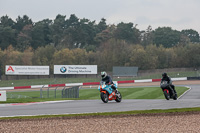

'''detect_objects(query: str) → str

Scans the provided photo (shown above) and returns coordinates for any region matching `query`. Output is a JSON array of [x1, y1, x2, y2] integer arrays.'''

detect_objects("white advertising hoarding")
[[0, 91, 7, 101], [5, 65, 49, 75], [54, 65, 97, 74]]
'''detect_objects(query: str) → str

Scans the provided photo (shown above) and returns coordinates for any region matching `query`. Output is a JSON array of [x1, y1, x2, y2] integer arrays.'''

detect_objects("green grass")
[[0, 70, 199, 87], [0, 86, 188, 103], [80, 86, 187, 99], [1, 107, 200, 120], [0, 78, 100, 87], [6, 90, 63, 99]]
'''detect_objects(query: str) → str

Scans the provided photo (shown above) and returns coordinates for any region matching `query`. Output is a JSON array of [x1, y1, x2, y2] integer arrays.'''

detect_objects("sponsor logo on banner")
[[54, 65, 97, 74], [7, 66, 14, 72], [5, 65, 49, 75], [60, 66, 67, 73]]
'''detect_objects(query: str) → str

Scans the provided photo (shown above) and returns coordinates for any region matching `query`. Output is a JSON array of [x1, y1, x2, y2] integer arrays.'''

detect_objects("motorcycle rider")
[[101, 71, 117, 92], [161, 72, 177, 96]]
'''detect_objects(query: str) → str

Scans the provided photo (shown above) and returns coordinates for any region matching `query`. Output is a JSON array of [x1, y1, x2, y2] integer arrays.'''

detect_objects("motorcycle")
[[98, 81, 122, 103], [160, 81, 177, 100]]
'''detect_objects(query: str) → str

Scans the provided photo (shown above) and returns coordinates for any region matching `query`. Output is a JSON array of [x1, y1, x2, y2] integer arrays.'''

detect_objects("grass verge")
[[1, 107, 200, 120], [1, 86, 188, 103]]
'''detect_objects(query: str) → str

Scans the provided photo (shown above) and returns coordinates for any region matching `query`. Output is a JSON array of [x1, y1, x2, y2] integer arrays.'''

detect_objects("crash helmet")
[[101, 71, 107, 79], [162, 72, 167, 78]]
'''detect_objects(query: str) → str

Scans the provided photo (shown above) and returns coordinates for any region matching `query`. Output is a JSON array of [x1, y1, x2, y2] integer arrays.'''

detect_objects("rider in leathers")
[[101, 71, 117, 92], [161, 72, 177, 96]]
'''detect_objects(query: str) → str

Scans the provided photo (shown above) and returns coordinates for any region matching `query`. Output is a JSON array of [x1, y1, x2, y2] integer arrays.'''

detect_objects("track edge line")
[[178, 86, 192, 99]]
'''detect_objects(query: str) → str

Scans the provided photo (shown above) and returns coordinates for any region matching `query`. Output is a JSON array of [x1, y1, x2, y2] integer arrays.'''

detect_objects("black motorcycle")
[[160, 81, 177, 100]]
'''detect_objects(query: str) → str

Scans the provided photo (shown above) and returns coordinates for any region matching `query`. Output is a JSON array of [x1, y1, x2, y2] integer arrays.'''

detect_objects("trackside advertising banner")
[[54, 65, 97, 74], [5, 65, 49, 75]]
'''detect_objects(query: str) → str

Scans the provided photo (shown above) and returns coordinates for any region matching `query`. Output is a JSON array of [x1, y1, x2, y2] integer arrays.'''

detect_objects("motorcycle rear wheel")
[[100, 92, 108, 103], [115, 91, 122, 102]]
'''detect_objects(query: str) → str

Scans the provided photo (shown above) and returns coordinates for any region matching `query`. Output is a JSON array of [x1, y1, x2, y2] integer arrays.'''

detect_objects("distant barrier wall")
[[113, 66, 138, 77], [1, 76, 198, 90]]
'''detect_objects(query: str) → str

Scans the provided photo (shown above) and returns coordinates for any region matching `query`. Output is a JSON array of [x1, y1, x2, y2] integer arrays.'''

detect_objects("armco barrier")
[[31, 85, 47, 89], [65, 83, 83, 86], [134, 79, 152, 83], [14, 86, 31, 89], [83, 82, 99, 86], [187, 77, 200, 80], [152, 79, 161, 82], [0, 77, 196, 90], [0, 87, 14, 90], [117, 80, 134, 84], [48, 84, 65, 87], [171, 77, 187, 81]]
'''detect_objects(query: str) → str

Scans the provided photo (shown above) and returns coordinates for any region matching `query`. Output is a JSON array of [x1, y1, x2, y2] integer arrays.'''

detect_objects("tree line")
[[0, 40, 200, 74], [0, 14, 200, 74], [0, 14, 200, 51]]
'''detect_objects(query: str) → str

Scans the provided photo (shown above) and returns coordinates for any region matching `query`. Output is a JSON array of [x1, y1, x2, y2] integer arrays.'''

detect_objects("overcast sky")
[[0, 0, 199, 33]]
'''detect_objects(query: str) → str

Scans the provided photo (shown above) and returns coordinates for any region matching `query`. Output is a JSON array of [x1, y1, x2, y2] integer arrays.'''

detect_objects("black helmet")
[[162, 72, 167, 77]]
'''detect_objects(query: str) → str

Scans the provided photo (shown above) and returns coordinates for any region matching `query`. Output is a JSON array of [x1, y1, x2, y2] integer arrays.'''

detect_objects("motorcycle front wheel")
[[164, 90, 170, 100], [100, 92, 108, 103], [173, 93, 178, 100]]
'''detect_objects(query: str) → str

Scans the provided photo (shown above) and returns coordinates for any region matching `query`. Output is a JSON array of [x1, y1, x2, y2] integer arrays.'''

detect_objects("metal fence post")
[[62, 87, 66, 98], [55, 87, 58, 98], [71, 87, 74, 98], [67, 88, 69, 98], [40, 85, 45, 98], [47, 87, 49, 98], [77, 86, 80, 98]]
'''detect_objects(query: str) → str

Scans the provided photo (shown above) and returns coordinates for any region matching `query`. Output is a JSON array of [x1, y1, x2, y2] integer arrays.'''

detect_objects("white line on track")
[[177, 86, 192, 99], [0, 100, 74, 107]]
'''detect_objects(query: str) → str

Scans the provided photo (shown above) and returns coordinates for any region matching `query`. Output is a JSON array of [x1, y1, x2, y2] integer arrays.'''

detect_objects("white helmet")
[[101, 71, 107, 79]]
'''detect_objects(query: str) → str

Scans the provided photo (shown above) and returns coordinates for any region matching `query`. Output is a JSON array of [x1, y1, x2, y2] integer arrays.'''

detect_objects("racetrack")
[[0, 84, 200, 118]]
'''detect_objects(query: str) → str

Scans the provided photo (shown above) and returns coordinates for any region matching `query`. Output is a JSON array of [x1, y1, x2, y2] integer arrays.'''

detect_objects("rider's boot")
[[111, 85, 117, 93]]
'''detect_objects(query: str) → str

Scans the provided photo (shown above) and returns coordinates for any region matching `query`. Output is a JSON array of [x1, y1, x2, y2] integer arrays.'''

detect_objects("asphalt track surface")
[[0, 84, 200, 117]]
